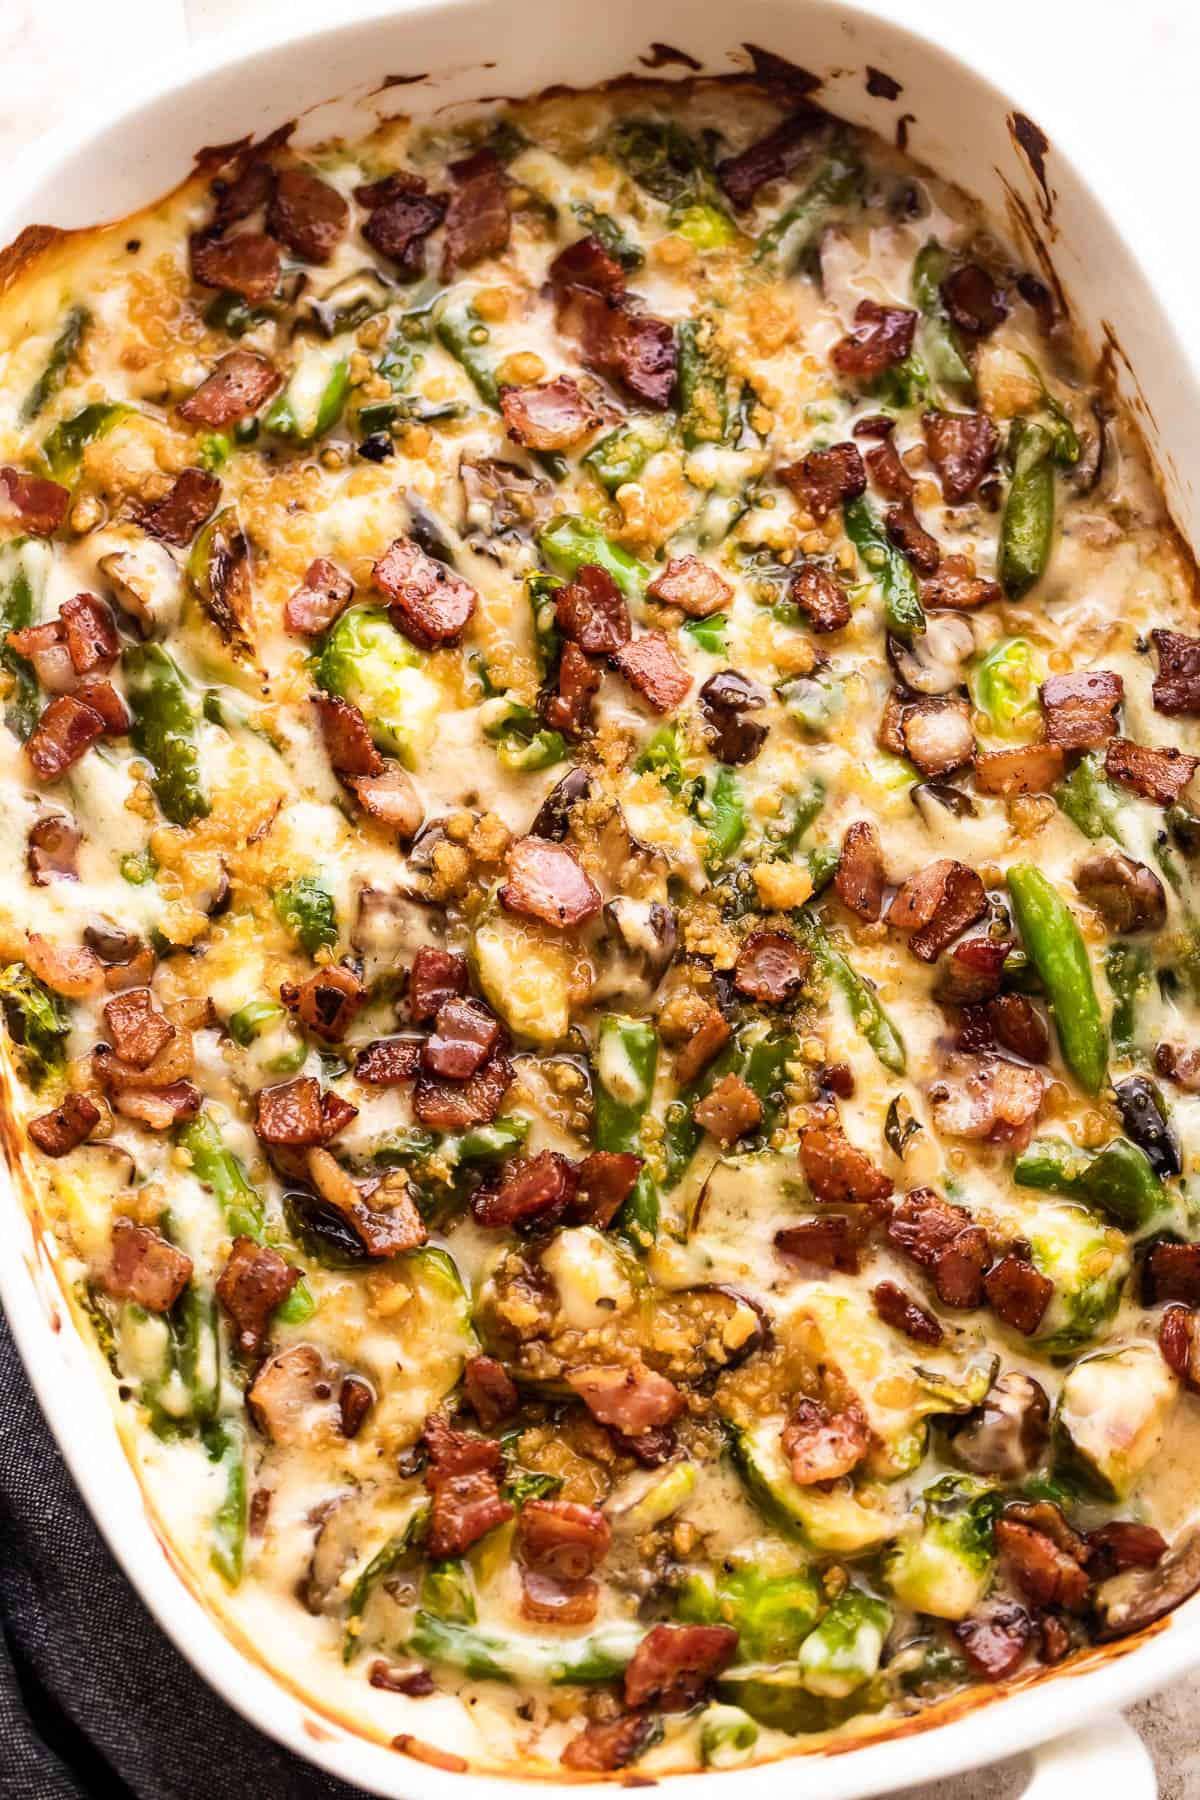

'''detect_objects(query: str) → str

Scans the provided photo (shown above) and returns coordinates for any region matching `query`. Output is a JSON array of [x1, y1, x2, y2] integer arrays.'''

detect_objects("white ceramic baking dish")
[[0, 1, 1195, 1792]]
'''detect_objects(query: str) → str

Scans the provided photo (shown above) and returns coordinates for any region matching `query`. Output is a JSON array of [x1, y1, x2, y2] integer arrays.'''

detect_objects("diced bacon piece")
[[950, 1601, 1034, 1680], [340, 1374, 375, 1438], [255, 1076, 328, 1145], [284, 557, 353, 636], [102, 987, 175, 1070], [473, 1150, 578, 1229], [248, 1343, 340, 1445], [889, 859, 987, 962], [960, 993, 1049, 1064], [355, 1037, 422, 1086], [733, 930, 810, 1003], [179, 349, 282, 427], [216, 1236, 300, 1357], [694, 1073, 763, 1145], [1152, 629, 1200, 717], [835, 820, 886, 921], [363, 190, 447, 277], [103, 1217, 192, 1312], [1087, 1520, 1169, 1576], [831, 300, 917, 379], [409, 946, 469, 1020], [930, 1057, 1045, 1147], [27, 1092, 100, 1157], [1039, 669, 1123, 749], [427, 1468, 513, 1557], [441, 149, 510, 280], [189, 230, 281, 303], [500, 835, 601, 928], [8, 619, 73, 694], [500, 376, 602, 450], [60, 594, 119, 676], [213, 157, 275, 228], [561, 1716, 660, 1773], [778, 441, 866, 521], [555, 564, 630, 654], [561, 288, 678, 409], [922, 409, 998, 504], [0, 467, 70, 536], [624, 1624, 738, 1712], [775, 1213, 876, 1274], [311, 691, 384, 777], [281, 964, 366, 1043], [520, 1567, 598, 1625], [872, 1279, 943, 1346], [941, 264, 1009, 337], [306, 1150, 427, 1257], [349, 766, 424, 839], [93, 1017, 193, 1091], [1105, 736, 1199, 805], [138, 467, 221, 548], [114, 1080, 202, 1129], [865, 433, 914, 500], [782, 1396, 869, 1484], [673, 1007, 732, 1089], [573, 1150, 643, 1229], [613, 631, 691, 713], [548, 234, 626, 300], [646, 553, 732, 618], [373, 537, 478, 647], [994, 1519, 1089, 1611], [26, 694, 105, 780], [786, 561, 849, 632], [266, 166, 349, 263], [423, 996, 500, 1079], [519, 1499, 611, 1580], [354, 170, 428, 207], [1156, 1043, 1200, 1093], [886, 501, 941, 575], [935, 934, 1012, 1006], [464, 1354, 519, 1429], [799, 1119, 893, 1206], [888, 1188, 989, 1310], [413, 1053, 513, 1129], [1142, 1240, 1200, 1306], [567, 1362, 684, 1436], [320, 1091, 359, 1139], [544, 641, 601, 737], [921, 555, 1003, 610], [984, 1254, 1054, 1335], [1075, 851, 1165, 933], [24, 933, 105, 998], [27, 814, 81, 884], [974, 742, 1065, 796], [717, 108, 821, 207], [423, 1412, 506, 1478], [73, 676, 130, 736]]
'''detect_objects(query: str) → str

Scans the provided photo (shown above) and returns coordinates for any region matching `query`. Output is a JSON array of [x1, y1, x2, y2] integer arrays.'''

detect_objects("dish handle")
[[1023, 1713, 1156, 1800]]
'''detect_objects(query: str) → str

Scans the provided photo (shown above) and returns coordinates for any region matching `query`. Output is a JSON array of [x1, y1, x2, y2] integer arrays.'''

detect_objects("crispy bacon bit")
[[422, 1414, 514, 1558], [189, 230, 281, 303], [935, 935, 1012, 1006], [354, 170, 428, 207], [775, 1213, 876, 1274], [281, 965, 366, 1044], [441, 149, 510, 280], [74, 676, 130, 736], [984, 1254, 1054, 1335], [362, 190, 447, 277], [520, 1499, 611, 1581], [1142, 1240, 1200, 1307], [138, 467, 221, 548], [782, 1395, 869, 1484], [103, 988, 175, 1070], [555, 564, 631, 654], [778, 441, 866, 521], [922, 410, 998, 504], [114, 1080, 201, 1130], [872, 1279, 943, 1345], [788, 562, 851, 632], [355, 1037, 422, 1086], [613, 632, 692, 713], [312, 689, 384, 776], [974, 742, 1065, 796], [27, 1092, 100, 1158], [1087, 1521, 1169, 1577], [544, 642, 602, 737], [865, 433, 914, 500], [373, 537, 478, 648], [179, 349, 282, 427], [266, 166, 349, 263], [282, 558, 354, 637], [1105, 736, 1199, 805], [900, 697, 974, 777], [1075, 851, 1165, 933], [413, 1053, 513, 1129], [104, 1217, 192, 1312], [0, 467, 70, 536], [1160, 1303, 1200, 1388], [646, 553, 732, 618], [213, 157, 275, 228], [464, 1354, 519, 1429], [994, 1519, 1089, 1611], [340, 1375, 375, 1438], [1152, 629, 1200, 717], [473, 1150, 578, 1230], [889, 859, 987, 962], [548, 233, 626, 300], [950, 1600, 1035, 1680], [500, 376, 601, 451], [409, 947, 469, 1021], [1155, 1043, 1200, 1094], [960, 993, 1049, 1064], [60, 594, 119, 676], [1040, 1615, 1071, 1664], [941, 264, 1008, 337], [734, 930, 810, 1003], [831, 300, 917, 380], [423, 996, 499, 1080], [561, 1716, 660, 1773], [888, 1188, 988, 1310], [623, 1624, 738, 1712], [885, 501, 941, 575], [930, 1057, 1045, 1147], [1003, 1499, 1088, 1563], [520, 1567, 598, 1625], [24, 933, 105, 998], [500, 835, 601, 929], [8, 619, 73, 692], [559, 287, 678, 409], [921, 555, 1003, 611], [349, 766, 424, 839], [567, 1362, 684, 1436], [1039, 669, 1123, 749], [255, 1076, 329, 1146], [26, 693, 106, 780], [216, 1236, 300, 1357], [247, 1344, 339, 1446], [717, 109, 821, 207], [27, 815, 80, 884], [799, 1119, 893, 1206], [673, 1007, 732, 1088], [699, 668, 769, 764], [694, 1073, 763, 1145], [574, 1150, 643, 1229]]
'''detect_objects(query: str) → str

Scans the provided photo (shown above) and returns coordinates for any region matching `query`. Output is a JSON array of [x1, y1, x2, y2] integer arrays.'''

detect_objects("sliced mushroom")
[[460, 456, 554, 550], [589, 897, 677, 1002], [948, 1371, 1049, 1479], [888, 614, 975, 696], [1093, 1526, 1200, 1640]]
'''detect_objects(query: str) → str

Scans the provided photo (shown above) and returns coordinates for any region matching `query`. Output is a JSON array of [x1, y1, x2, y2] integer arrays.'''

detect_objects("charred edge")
[[742, 43, 823, 95], [378, 72, 431, 89], [1000, 181, 1068, 322], [0, 224, 68, 299], [896, 113, 916, 153], [194, 121, 295, 172], [1008, 110, 1053, 220], [866, 66, 903, 100], [639, 42, 702, 72]]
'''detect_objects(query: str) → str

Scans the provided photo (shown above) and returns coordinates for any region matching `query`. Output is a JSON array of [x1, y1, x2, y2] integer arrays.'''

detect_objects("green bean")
[[124, 643, 210, 825], [1054, 750, 1124, 843], [570, 201, 644, 270], [265, 348, 349, 444], [1106, 942, 1152, 1059], [1013, 1136, 1164, 1231], [663, 1024, 796, 1188], [1007, 864, 1107, 1094], [205, 1419, 247, 1587], [0, 537, 42, 740], [437, 307, 566, 479], [409, 1612, 644, 1684], [22, 304, 90, 423], [582, 417, 671, 496], [702, 766, 746, 868], [537, 514, 650, 605], [798, 918, 906, 1075], [175, 1287, 221, 1423], [682, 613, 727, 655], [678, 319, 730, 451], [273, 874, 338, 958], [911, 242, 974, 399], [177, 1112, 265, 1241], [843, 495, 926, 642], [43, 402, 129, 480], [999, 419, 1056, 599], [763, 778, 825, 859], [205, 290, 270, 338], [753, 145, 863, 270], [0, 962, 69, 1091], [594, 1015, 659, 1246]]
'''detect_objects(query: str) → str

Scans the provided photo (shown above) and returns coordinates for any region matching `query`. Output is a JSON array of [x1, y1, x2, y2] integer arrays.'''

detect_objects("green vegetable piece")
[[22, 305, 90, 422], [569, 201, 644, 269], [727, 1418, 896, 1553], [436, 307, 565, 478], [911, 242, 974, 399], [754, 146, 863, 270], [884, 1475, 999, 1621], [409, 1612, 645, 1683], [672, 202, 737, 249], [699, 1705, 759, 1769], [1055, 1343, 1177, 1500], [797, 1587, 891, 1697], [779, 669, 845, 737], [175, 1287, 220, 1424], [682, 613, 728, 654], [974, 636, 1044, 736], [678, 318, 730, 451], [205, 290, 269, 338], [0, 962, 69, 1092], [274, 874, 338, 958], [595, 1015, 659, 1247], [317, 604, 440, 768], [43, 402, 128, 480], [177, 1111, 266, 1241], [679, 1564, 822, 1663], [843, 495, 926, 642], [1007, 864, 1107, 1094], [1054, 749, 1124, 842], [1025, 1204, 1128, 1353], [635, 723, 685, 795], [124, 643, 210, 825], [343, 1506, 429, 1661], [999, 418, 1056, 599], [583, 417, 671, 495], [265, 347, 349, 443], [1012, 1136, 1165, 1231], [763, 778, 825, 859], [715, 1667, 873, 1735], [609, 118, 713, 208], [228, 998, 284, 1047], [524, 571, 562, 677], [1107, 942, 1152, 1059], [0, 537, 45, 740], [800, 918, 906, 1075], [537, 515, 650, 604], [205, 1419, 247, 1587], [421, 1559, 477, 1624], [702, 766, 746, 868]]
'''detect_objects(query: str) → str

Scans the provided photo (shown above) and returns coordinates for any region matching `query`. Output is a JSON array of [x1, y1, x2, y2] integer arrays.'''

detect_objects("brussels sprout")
[[726, 1418, 898, 1553], [1055, 1342, 1177, 1500], [1013, 1136, 1166, 1232], [0, 962, 69, 1091], [265, 345, 349, 442], [408, 1613, 645, 1683], [611, 1462, 698, 1534], [421, 1558, 477, 1624], [884, 1475, 1000, 1621], [273, 874, 338, 958], [317, 605, 441, 767], [1023, 1202, 1130, 1353], [715, 1665, 879, 1735], [797, 1587, 892, 1698], [473, 913, 573, 1043], [540, 1226, 639, 1330], [973, 637, 1045, 737], [698, 1704, 759, 1768], [678, 1563, 823, 1662]]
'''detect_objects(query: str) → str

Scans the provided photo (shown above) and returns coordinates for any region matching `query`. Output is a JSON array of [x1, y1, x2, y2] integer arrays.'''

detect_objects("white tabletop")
[[2, 0, 1196, 1791]]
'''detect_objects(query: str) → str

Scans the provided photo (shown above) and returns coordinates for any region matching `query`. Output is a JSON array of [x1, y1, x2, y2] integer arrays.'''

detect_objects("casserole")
[[0, 0, 1194, 1790]]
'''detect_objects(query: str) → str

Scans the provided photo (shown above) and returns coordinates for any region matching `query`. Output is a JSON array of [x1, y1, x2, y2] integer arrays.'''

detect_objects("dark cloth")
[[0, 1311, 365, 1800]]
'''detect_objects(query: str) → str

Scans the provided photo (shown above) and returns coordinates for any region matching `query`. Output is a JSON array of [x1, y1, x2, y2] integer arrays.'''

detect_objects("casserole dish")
[[0, 0, 1194, 1790]]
